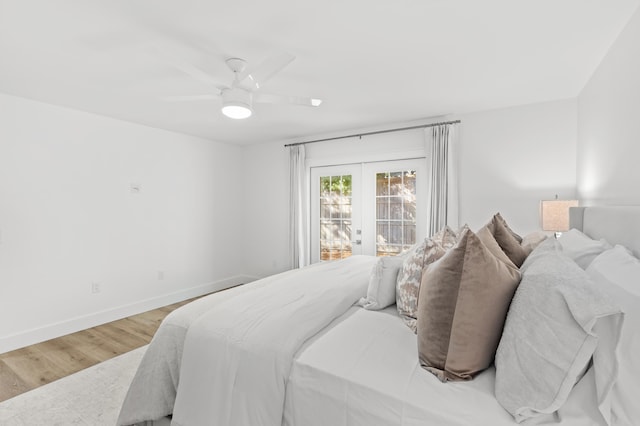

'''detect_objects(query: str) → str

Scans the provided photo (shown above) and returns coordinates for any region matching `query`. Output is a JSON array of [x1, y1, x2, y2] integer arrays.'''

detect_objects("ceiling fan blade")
[[162, 94, 220, 102], [237, 52, 295, 90], [254, 93, 322, 107], [148, 44, 224, 88]]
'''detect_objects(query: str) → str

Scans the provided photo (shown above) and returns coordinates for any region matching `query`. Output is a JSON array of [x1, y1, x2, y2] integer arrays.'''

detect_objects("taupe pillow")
[[396, 226, 457, 332], [495, 212, 523, 243], [417, 228, 521, 382], [487, 214, 528, 267], [477, 225, 516, 268]]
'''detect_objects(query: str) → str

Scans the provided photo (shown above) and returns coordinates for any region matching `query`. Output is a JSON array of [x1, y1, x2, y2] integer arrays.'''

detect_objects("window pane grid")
[[320, 175, 353, 261], [375, 170, 417, 257]]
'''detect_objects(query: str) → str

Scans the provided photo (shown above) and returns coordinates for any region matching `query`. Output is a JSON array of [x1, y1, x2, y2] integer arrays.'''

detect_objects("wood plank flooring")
[[0, 297, 198, 403]]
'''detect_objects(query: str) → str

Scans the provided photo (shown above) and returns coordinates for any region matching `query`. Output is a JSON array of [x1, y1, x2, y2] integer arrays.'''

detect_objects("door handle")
[[353, 229, 362, 245]]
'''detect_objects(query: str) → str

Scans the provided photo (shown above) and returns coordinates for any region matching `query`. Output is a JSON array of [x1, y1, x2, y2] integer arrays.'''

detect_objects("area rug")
[[0, 345, 147, 425]]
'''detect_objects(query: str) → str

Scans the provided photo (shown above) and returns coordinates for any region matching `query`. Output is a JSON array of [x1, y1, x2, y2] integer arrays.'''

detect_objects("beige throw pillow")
[[417, 228, 521, 382]]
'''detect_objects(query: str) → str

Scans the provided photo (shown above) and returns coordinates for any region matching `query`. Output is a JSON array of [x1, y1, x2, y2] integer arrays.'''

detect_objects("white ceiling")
[[1, 0, 638, 145]]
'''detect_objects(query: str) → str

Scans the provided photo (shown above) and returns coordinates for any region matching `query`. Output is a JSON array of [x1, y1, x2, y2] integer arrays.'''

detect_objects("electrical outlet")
[[157, 271, 164, 280], [91, 282, 101, 294]]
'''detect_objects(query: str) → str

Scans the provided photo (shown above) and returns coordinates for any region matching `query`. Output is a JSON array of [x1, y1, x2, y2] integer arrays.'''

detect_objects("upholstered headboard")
[[570, 206, 640, 258]]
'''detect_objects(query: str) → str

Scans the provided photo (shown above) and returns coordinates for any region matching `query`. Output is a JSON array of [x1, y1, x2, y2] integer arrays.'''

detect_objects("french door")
[[310, 159, 426, 263], [310, 164, 362, 261]]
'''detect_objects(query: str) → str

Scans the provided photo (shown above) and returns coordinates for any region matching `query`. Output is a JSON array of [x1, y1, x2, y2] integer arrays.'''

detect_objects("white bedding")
[[118, 269, 269, 424], [118, 255, 378, 426], [119, 259, 611, 426], [285, 305, 606, 426]]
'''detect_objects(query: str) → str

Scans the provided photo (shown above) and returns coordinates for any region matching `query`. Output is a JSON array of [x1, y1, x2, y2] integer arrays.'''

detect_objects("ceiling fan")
[[159, 50, 322, 119]]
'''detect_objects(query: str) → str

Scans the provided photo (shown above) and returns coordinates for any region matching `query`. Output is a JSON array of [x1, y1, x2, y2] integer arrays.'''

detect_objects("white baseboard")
[[0, 275, 256, 354]]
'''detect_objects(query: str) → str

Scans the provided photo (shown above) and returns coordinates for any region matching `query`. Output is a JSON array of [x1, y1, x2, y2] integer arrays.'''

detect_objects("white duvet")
[[118, 255, 377, 426]]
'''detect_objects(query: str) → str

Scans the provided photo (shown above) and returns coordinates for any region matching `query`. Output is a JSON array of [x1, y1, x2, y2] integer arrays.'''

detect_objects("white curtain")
[[289, 145, 309, 268], [425, 123, 459, 236]]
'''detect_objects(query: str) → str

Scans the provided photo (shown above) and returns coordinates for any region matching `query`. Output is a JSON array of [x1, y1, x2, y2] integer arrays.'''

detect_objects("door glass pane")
[[376, 173, 389, 196], [389, 196, 403, 220], [319, 174, 353, 261], [375, 170, 417, 256], [377, 199, 388, 220], [404, 203, 416, 221], [389, 172, 403, 196]]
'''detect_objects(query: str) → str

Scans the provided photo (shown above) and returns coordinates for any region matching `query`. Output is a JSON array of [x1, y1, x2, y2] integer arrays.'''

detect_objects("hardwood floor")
[[0, 297, 198, 403]]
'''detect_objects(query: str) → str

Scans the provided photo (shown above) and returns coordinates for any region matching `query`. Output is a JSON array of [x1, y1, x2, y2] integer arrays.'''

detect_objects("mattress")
[[284, 305, 606, 426]]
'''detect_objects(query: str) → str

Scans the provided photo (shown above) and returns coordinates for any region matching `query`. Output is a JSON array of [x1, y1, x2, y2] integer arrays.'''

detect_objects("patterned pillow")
[[396, 226, 457, 332], [432, 225, 459, 249]]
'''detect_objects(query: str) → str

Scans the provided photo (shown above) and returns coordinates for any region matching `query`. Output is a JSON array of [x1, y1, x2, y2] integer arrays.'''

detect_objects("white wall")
[[242, 99, 578, 278], [457, 99, 577, 232], [577, 7, 640, 205], [0, 93, 246, 353], [241, 140, 291, 278]]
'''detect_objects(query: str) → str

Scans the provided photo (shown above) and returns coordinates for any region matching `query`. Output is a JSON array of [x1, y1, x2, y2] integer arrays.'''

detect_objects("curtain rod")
[[284, 120, 461, 148]]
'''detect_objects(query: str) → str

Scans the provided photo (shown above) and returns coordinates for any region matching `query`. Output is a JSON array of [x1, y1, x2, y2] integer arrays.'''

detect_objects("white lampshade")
[[541, 199, 579, 232]]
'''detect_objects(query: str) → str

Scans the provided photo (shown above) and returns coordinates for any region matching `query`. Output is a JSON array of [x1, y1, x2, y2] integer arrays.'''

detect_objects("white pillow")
[[519, 236, 561, 273], [558, 228, 611, 269], [495, 252, 623, 424], [587, 251, 640, 425], [357, 255, 406, 310], [586, 245, 640, 297]]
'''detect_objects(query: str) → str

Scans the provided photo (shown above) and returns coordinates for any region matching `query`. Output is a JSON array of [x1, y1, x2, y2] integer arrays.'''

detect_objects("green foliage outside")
[[320, 175, 352, 196]]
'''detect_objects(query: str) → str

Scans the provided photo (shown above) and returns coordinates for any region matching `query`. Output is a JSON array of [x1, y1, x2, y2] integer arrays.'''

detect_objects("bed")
[[118, 206, 640, 426]]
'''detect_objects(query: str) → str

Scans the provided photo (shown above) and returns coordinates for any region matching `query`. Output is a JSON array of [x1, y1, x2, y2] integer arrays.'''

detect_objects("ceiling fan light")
[[221, 87, 253, 119], [222, 103, 252, 119]]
